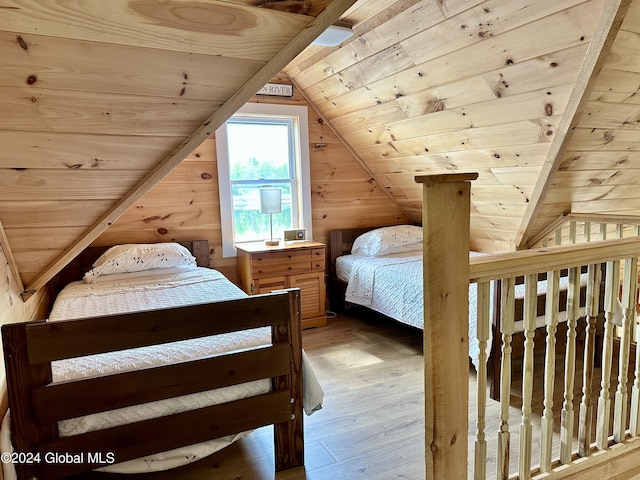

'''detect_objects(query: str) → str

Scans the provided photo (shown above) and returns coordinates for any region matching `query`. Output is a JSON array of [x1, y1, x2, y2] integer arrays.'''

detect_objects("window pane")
[[231, 183, 293, 242], [216, 103, 311, 257], [227, 122, 291, 181]]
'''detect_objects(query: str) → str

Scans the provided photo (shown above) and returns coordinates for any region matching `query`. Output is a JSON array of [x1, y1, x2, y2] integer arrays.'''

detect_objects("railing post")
[[415, 173, 478, 480]]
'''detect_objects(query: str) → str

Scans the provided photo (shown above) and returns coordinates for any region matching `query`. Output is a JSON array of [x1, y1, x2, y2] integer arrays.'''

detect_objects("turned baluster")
[[596, 260, 620, 450], [540, 269, 560, 471], [496, 277, 515, 480], [519, 274, 537, 479], [613, 257, 638, 443], [474, 281, 491, 480], [578, 263, 601, 456], [560, 265, 580, 463]]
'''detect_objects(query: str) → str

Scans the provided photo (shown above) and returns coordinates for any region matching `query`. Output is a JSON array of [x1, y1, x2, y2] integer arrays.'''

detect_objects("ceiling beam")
[[514, 0, 632, 250], [0, 219, 24, 297], [24, 0, 358, 296]]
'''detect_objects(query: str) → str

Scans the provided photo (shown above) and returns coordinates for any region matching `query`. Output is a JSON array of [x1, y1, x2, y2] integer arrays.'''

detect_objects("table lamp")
[[260, 188, 282, 246]]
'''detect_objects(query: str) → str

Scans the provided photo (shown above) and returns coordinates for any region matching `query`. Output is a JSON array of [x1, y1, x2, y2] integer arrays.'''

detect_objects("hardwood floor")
[[77, 308, 640, 480], [182, 308, 427, 480], [79, 309, 425, 480]]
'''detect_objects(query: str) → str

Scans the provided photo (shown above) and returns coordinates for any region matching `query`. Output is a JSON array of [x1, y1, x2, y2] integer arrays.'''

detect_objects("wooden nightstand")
[[236, 241, 327, 329]]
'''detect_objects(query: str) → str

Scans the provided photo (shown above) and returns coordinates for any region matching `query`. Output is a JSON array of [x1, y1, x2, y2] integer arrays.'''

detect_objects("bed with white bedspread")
[[2, 242, 323, 480], [330, 226, 606, 400], [336, 251, 488, 370]]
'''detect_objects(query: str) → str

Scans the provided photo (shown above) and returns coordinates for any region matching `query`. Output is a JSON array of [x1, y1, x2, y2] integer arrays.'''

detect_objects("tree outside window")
[[216, 103, 312, 257]]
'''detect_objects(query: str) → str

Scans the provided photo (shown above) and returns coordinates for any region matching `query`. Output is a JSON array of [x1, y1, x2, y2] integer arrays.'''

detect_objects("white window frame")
[[216, 103, 312, 257]]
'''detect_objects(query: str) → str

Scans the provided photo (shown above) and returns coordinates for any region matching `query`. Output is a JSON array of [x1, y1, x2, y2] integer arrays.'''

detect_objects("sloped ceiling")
[[0, 0, 355, 293], [1, 0, 640, 296], [519, 0, 640, 246], [286, 0, 639, 252]]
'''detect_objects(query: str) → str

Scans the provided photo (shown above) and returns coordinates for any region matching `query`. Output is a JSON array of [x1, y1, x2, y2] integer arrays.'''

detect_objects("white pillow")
[[87, 266, 197, 284], [351, 225, 423, 256], [83, 243, 197, 283]]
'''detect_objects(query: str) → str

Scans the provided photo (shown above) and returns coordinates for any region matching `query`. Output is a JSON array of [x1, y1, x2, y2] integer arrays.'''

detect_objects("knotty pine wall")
[[94, 74, 409, 283], [0, 245, 50, 442], [0, 79, 406, 479]]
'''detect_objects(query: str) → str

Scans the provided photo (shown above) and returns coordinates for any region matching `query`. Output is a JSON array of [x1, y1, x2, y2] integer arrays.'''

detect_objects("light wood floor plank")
[[75, 309, 638, 480]]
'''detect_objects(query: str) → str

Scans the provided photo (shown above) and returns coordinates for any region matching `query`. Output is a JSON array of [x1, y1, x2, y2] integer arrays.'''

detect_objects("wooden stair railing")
[[468, 237, 640, 479], [416, 172, 640, 479]]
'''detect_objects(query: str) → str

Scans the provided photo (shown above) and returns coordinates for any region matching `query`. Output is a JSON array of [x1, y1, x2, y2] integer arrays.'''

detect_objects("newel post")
[[415, 173, 478, 480]]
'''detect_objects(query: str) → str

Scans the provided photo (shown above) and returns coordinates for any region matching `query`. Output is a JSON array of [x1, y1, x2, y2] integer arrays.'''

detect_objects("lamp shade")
[[260, 188, 282, 214]]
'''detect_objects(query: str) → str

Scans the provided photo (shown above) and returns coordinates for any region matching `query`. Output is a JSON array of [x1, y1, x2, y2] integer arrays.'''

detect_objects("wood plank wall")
[[95, 73, 409, 282], [0, 68, 405, 456], [0, 245, 50, 446]]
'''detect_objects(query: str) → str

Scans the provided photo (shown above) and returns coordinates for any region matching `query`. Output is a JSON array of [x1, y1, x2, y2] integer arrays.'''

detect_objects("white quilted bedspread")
[[340, 254, 603, 371], [49, 268, 272, 439], [342, 254, 487, 369], [1, 267, 323, 477]]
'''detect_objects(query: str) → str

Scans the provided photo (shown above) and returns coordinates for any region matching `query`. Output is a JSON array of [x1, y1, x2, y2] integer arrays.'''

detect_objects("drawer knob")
[[288, 267, 292, 270]]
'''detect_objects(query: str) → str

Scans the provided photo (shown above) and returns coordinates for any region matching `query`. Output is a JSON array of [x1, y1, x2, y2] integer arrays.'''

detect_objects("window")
[[216, 103, 312, 257]]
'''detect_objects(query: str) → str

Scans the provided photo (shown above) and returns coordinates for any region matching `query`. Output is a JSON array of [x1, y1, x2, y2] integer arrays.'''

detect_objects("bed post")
[[272, 289, 304, 471], [415, 173, 478, 480], [2, 322, 58, 480]]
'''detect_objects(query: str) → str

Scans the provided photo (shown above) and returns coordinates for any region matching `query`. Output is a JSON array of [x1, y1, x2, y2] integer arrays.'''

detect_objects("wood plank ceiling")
[[286, 0, 640, 252], [1, 0, 640, 295], [0, 0, 355, 293]]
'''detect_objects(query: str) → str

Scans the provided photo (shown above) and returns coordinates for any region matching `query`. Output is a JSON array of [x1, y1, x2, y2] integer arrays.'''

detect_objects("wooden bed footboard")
[[2, 289, 303, 480]]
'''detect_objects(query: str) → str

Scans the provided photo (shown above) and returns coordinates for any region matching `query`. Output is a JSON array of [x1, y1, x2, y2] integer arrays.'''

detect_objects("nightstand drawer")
[[252, 260, 311, 277], [251, 249, 312, 277], [252, 249, 311, 265], [311, 248, 325, 271]]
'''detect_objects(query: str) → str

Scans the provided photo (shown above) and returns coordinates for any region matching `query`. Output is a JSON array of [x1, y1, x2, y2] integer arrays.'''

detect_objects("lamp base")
[[265, 240, 280, 246]]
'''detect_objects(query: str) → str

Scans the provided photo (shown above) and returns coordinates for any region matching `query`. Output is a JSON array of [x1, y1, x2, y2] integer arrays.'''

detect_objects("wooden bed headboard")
[[51, 240, 210, 294], [329, 228, 376, 278]]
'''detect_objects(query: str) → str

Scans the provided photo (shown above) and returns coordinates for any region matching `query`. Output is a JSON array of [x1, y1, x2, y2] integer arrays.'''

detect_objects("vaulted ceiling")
[[286, 0, 640, 252], [0, 0, 355, 294], [1, 0, 639, 296]]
